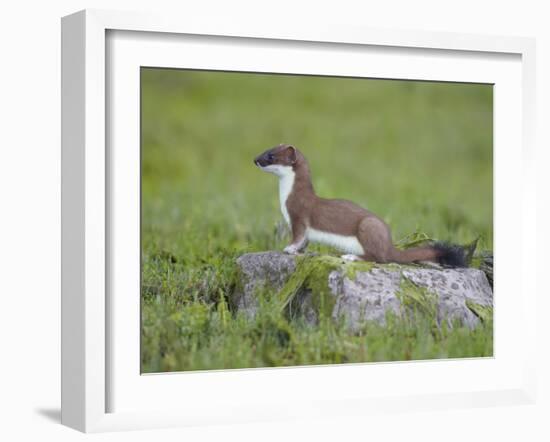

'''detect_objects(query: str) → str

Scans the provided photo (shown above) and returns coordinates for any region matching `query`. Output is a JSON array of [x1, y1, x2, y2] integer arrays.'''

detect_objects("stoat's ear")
[[287, 145, 297, 164]]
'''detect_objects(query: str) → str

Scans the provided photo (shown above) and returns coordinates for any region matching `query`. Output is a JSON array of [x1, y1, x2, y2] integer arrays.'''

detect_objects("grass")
[[142, 291, 492, 372], [140, 68, 493, 373]]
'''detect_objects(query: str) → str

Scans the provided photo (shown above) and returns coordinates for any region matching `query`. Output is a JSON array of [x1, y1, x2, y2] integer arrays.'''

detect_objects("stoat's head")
[[254, 144, 299, 177]]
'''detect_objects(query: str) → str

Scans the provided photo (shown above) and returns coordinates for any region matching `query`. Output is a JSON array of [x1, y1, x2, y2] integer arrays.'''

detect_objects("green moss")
[[276, 255, 342, 318], [465, 300, 493, 323], [343, 260, 376, 279], [276, 255, 432, 320], [396, 278, 438, 326], [271, 254, 422, 321]]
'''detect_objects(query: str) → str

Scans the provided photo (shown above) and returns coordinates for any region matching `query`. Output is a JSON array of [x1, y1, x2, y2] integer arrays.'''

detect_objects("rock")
[[235, 251, 297, 318], [232, 252, 493, 331]]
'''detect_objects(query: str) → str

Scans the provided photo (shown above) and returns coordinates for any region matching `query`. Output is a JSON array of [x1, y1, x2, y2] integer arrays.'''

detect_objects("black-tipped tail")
[[432, 242, 467, 267]]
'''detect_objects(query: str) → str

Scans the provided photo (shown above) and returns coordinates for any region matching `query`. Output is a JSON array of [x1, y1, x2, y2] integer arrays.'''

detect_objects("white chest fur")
[[258, 164, 296, 224], [278, 170, 295, 225], [306, 228, 365, 255]]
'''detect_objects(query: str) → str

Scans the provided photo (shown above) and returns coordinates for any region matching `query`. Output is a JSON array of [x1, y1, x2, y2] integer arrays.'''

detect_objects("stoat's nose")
[[254, 155, 265, 167]]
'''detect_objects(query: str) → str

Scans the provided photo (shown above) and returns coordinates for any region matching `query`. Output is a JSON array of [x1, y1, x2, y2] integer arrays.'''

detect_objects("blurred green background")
[[141, 68, 493, 373]]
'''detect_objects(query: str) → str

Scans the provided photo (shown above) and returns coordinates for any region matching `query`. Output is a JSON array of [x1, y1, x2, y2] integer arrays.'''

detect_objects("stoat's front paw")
[[283, 245, 300, 255]]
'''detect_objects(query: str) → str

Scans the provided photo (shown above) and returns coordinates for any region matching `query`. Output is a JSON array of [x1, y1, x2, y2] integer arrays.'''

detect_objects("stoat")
[[254, 144, 466, 266]]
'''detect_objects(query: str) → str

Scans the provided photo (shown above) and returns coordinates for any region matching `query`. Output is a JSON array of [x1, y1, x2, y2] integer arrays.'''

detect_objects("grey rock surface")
[[235, 251, 297, 318], [233, 252, 493, 330]]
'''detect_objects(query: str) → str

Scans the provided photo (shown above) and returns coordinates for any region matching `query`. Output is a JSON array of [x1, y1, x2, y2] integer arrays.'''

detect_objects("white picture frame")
[[61, 9, 537, 433]]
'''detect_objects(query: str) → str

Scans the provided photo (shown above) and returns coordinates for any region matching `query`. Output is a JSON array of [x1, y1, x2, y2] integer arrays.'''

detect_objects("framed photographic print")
[[61, 9, 537, 432]]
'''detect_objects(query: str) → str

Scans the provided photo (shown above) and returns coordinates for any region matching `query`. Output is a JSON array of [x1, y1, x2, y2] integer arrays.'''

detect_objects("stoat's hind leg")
[[341, 254, 362, 262], [356, 216, 394, 263]]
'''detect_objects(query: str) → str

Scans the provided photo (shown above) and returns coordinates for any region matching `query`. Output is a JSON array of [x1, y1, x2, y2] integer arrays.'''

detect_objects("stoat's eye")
[[267, 153, 274, 161]]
